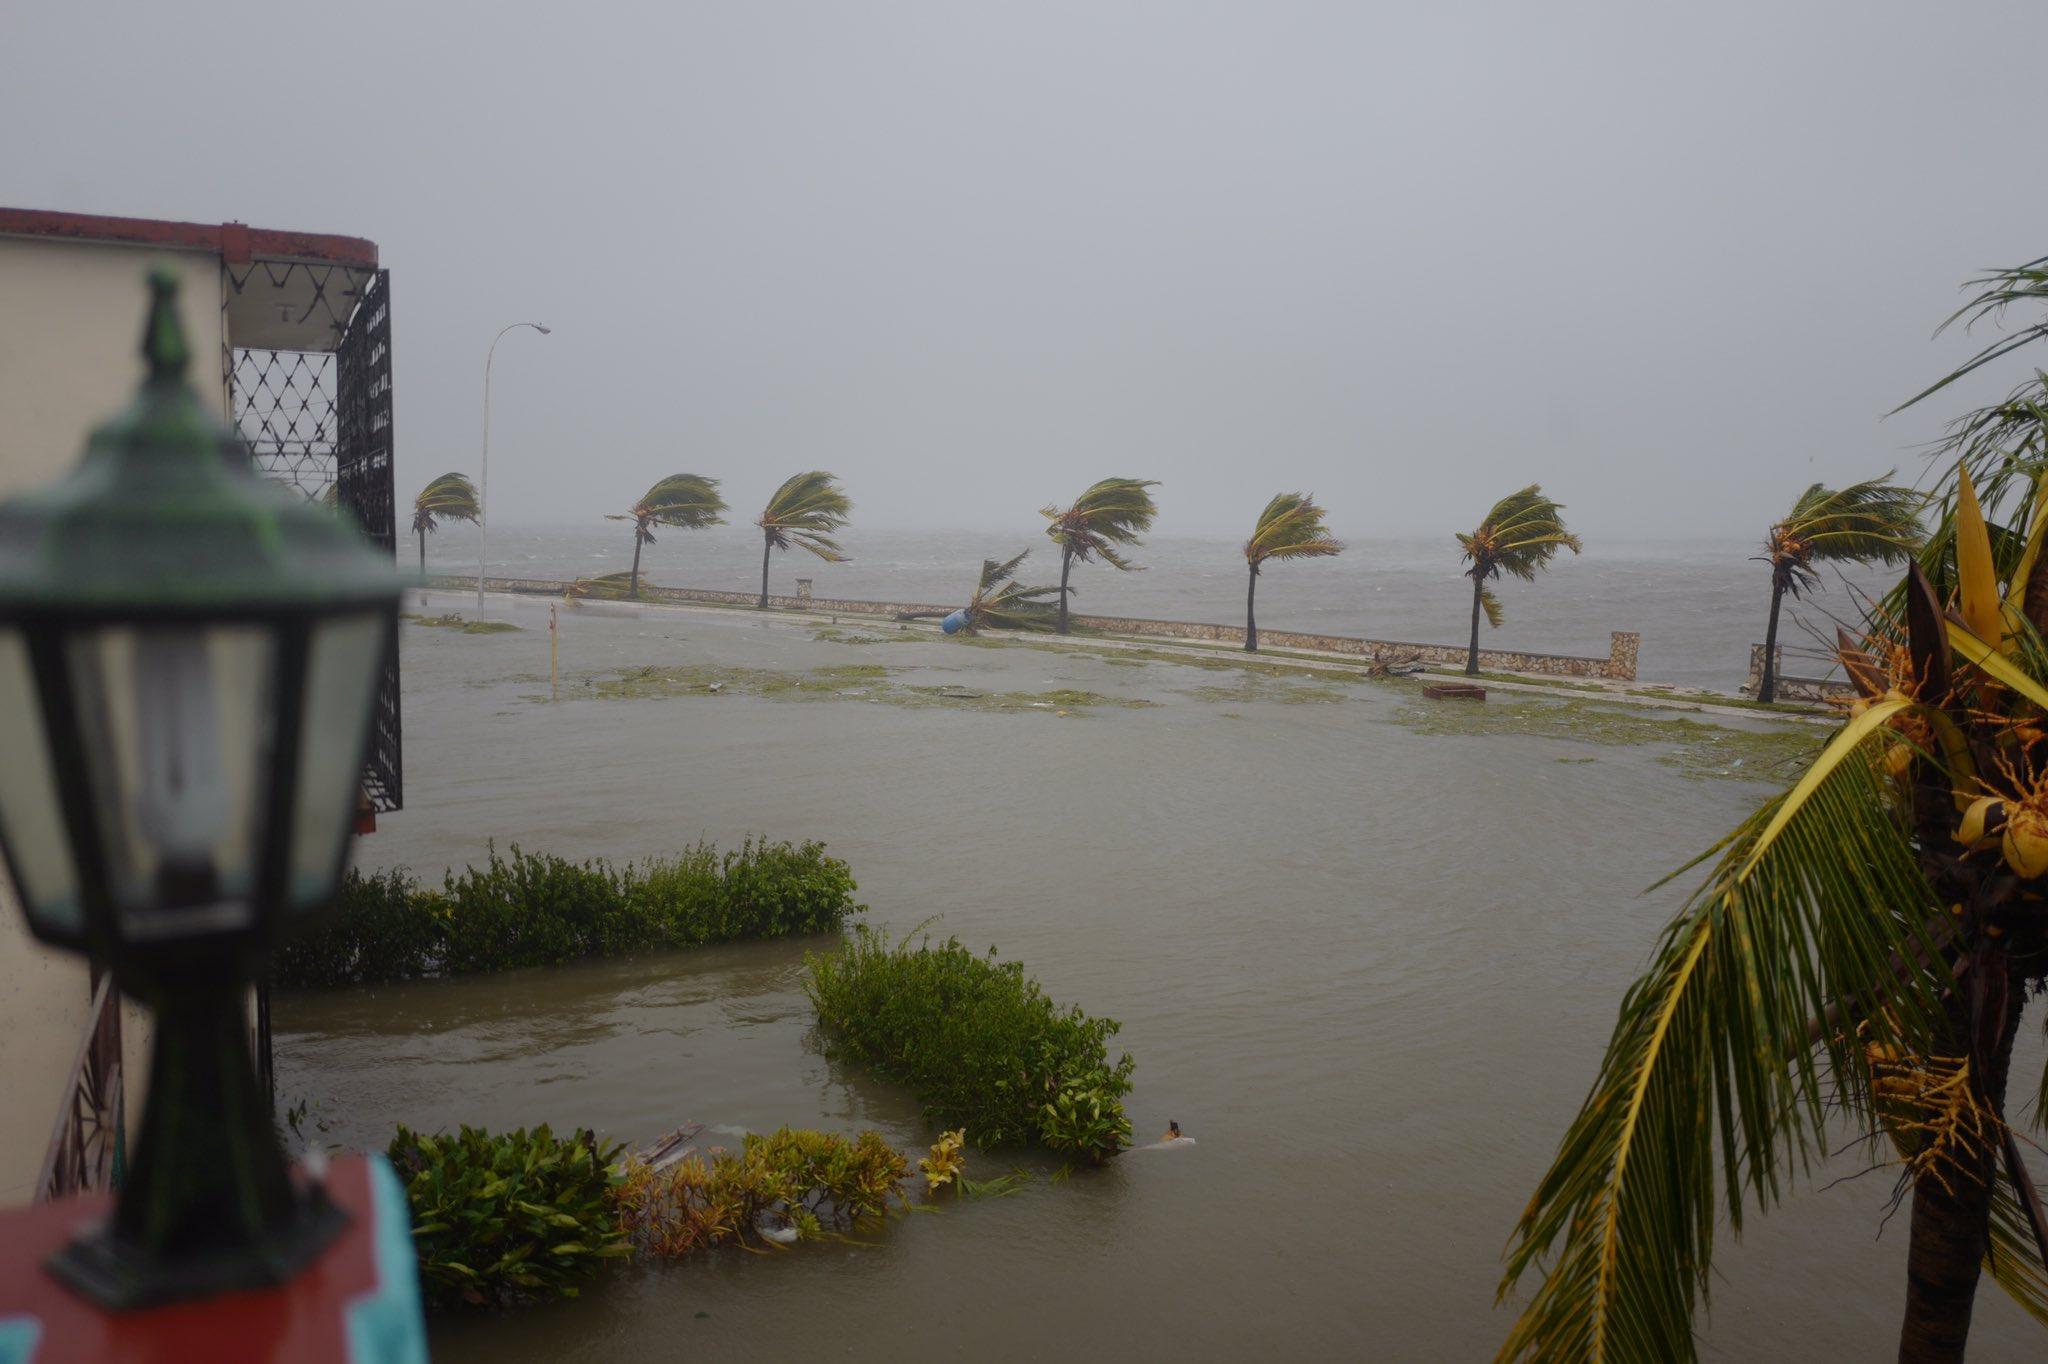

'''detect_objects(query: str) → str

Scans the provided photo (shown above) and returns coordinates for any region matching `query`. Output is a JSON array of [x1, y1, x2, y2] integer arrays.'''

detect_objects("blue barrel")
[[940, 608, 970, 634]]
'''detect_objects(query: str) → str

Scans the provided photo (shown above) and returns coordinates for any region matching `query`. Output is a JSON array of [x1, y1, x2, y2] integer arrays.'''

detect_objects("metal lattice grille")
[[232, 348, 338, 499]]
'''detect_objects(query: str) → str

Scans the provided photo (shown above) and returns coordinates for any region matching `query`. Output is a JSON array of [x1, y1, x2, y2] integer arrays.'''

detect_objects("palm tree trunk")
[[1245, 564, 1259, 652], [1896, 977, 2023, 1363], [759, 536, 773, 610], [1057, 547, 1074, 634], [418, 527, 425, 575], [1465, 575, 1484, 676], [629, 535, 643, 600], [1759, 578, 1786, 703]]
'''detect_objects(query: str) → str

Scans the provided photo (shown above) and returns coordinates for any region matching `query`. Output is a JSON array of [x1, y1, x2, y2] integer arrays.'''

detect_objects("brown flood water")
[[273, 591, 2040, 1361]]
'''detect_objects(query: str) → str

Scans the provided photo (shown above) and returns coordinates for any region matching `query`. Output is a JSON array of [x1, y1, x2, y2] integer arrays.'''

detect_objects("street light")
[[477, 321, 550, 618], [0, 271, 401, 1308]]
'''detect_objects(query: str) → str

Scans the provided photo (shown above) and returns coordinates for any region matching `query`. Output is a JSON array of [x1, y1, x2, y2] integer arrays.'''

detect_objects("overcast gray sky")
[[4, 1, 2044, 538]]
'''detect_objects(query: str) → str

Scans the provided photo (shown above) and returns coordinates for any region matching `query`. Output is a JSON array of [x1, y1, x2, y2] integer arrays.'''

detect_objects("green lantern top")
[[0, 269, 400, 621]]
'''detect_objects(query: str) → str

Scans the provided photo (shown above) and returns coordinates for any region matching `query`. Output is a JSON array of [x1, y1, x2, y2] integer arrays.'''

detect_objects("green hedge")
[[804, 927, 1135, 1162], [275, 840, 863, 988]]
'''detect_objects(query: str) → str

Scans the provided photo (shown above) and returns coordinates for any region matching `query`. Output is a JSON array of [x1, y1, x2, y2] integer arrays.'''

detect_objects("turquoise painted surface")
[[0, 1318, 40, 1364], [344, 1155, 427, 1364]]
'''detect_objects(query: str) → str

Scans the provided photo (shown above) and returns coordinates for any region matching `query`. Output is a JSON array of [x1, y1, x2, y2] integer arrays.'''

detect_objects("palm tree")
[[1753, 477, 1924, 702], [1455, 486, 1580, 676], [1500, 257, 2048, 1363], [1242, 493, 1343, 653], [756, 472, 852, 608], [606, 473, 726, 599], [410, 472, 480, 573], [959, 550, 1061, 633], [1041, 478, 1160, 633]]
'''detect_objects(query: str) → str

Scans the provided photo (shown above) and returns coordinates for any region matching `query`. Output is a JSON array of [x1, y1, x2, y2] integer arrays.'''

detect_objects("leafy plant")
[[1242, 492, 1343, 653], [1456, 485, 1580, 676], [805, 926, 1135, 1159], [1753, 476, 1923, 701], [757, 471, 852, 608], [606, 473, 725, 598], [919, 1128, 967, 1192], [1039, 1075, 1135, 1163], [387, 1123, 628, 1310], [412, 472, 480, 573], [274, 839, 863, 988], [1500, 255, 2048, 1361], [1041, 477, 1160, 633], [612, 1127, 908, 1256]]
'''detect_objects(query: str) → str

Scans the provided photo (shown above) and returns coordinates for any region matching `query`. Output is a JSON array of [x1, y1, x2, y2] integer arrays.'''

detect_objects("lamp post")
[[0, 271, 402, 1309], [477, 321, 550, 619]]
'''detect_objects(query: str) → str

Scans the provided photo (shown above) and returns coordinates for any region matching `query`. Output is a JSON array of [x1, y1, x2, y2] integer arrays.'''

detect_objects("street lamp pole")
[[478, 321, 550, 618]]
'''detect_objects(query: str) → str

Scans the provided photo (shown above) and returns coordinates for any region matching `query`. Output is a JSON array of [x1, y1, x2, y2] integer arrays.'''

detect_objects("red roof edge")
[[0, 208, 377, 269]]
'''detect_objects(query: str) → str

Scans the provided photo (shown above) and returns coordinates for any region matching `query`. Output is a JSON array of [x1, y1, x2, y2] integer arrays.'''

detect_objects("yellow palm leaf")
[[2009, 470, 2048, 623], [1946, 620, 2048, 713], [1955, 468, 2005, 648]]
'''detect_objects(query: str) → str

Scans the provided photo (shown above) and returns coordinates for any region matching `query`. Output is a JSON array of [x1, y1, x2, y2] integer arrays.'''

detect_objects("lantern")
[[0, 270, 401, 1307]]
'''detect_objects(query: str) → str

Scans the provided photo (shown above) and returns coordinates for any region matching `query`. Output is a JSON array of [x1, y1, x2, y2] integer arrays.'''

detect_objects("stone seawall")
[[1744, 643, 1855, 702], [422, 576, 1641, 681]]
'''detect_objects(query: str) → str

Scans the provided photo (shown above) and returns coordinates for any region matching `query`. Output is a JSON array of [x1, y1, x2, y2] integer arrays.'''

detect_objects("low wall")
[[422, 576, 1641, 681], [1743, 643, 1855, 702]]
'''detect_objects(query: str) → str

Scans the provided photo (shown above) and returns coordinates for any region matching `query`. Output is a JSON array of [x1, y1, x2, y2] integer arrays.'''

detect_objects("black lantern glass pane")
[[65, 623, 274, 940], [0, 628, 83, 934], [289, 611, 383, 910]]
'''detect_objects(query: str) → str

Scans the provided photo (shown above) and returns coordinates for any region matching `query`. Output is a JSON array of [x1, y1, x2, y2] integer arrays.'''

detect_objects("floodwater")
[[424, 522, 1893, 691], [274, 591, 2037, 1361]]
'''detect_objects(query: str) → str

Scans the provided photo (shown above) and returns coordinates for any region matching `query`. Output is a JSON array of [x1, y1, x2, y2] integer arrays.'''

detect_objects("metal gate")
[[230, 265, 402, 812]]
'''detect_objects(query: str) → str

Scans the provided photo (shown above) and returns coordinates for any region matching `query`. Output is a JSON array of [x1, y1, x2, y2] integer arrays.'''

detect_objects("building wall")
[[434, 575, 1642, 681], [0, 237, 222, 1205]]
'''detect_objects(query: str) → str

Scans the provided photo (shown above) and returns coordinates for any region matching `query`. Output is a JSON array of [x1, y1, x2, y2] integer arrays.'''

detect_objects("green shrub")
[[387, 1123, 629, 1310], [274, 839, 862, 987], [613, 1127, 908, 1256], [804, 927, 1135, 1161]]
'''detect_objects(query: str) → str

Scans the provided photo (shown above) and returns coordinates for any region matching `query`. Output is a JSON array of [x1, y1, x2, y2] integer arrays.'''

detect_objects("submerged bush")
[[805, 927, 1135, 1161], [612, 1127, 908, 1256], [387, 1123, 628, 1310], [274, 839, 862, 987]]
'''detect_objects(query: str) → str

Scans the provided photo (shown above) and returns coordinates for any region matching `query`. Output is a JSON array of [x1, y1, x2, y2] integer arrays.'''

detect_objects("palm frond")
[[759, 471, 852, 561], [1987, 1157, 2048, 1324], [633, 473, 726, 534], [1892, 257, 2048, 412], [1500, 701, 1951, 1362], [1479, 586, 1504, 629], [963, 548, 1060, 632], [1246, 492, 1344, 566], [412, 471, 479, 534], [1043, 478, 1160, 570], [565, 570, 639, 601], [1775, 476, 1926, 568], [1462, 485, 1581, 584]]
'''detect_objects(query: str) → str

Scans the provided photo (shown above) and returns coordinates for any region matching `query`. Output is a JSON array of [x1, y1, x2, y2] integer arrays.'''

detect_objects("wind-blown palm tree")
[[959, 550, 1061, 633], [756, 472, 851, 608], [606, 473, 726, 599], [1041, 478, 1160, 633], [1242, 493, 1343, 653], [1754, 477, 1923, 702], [411, 472, 480, 573], [1456, 486, 1580, 676], [1500, 257, 2048, 1363]]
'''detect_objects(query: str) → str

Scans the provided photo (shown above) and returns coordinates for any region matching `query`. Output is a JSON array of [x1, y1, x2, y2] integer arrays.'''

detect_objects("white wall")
[[0, 237, 226, 1206]]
